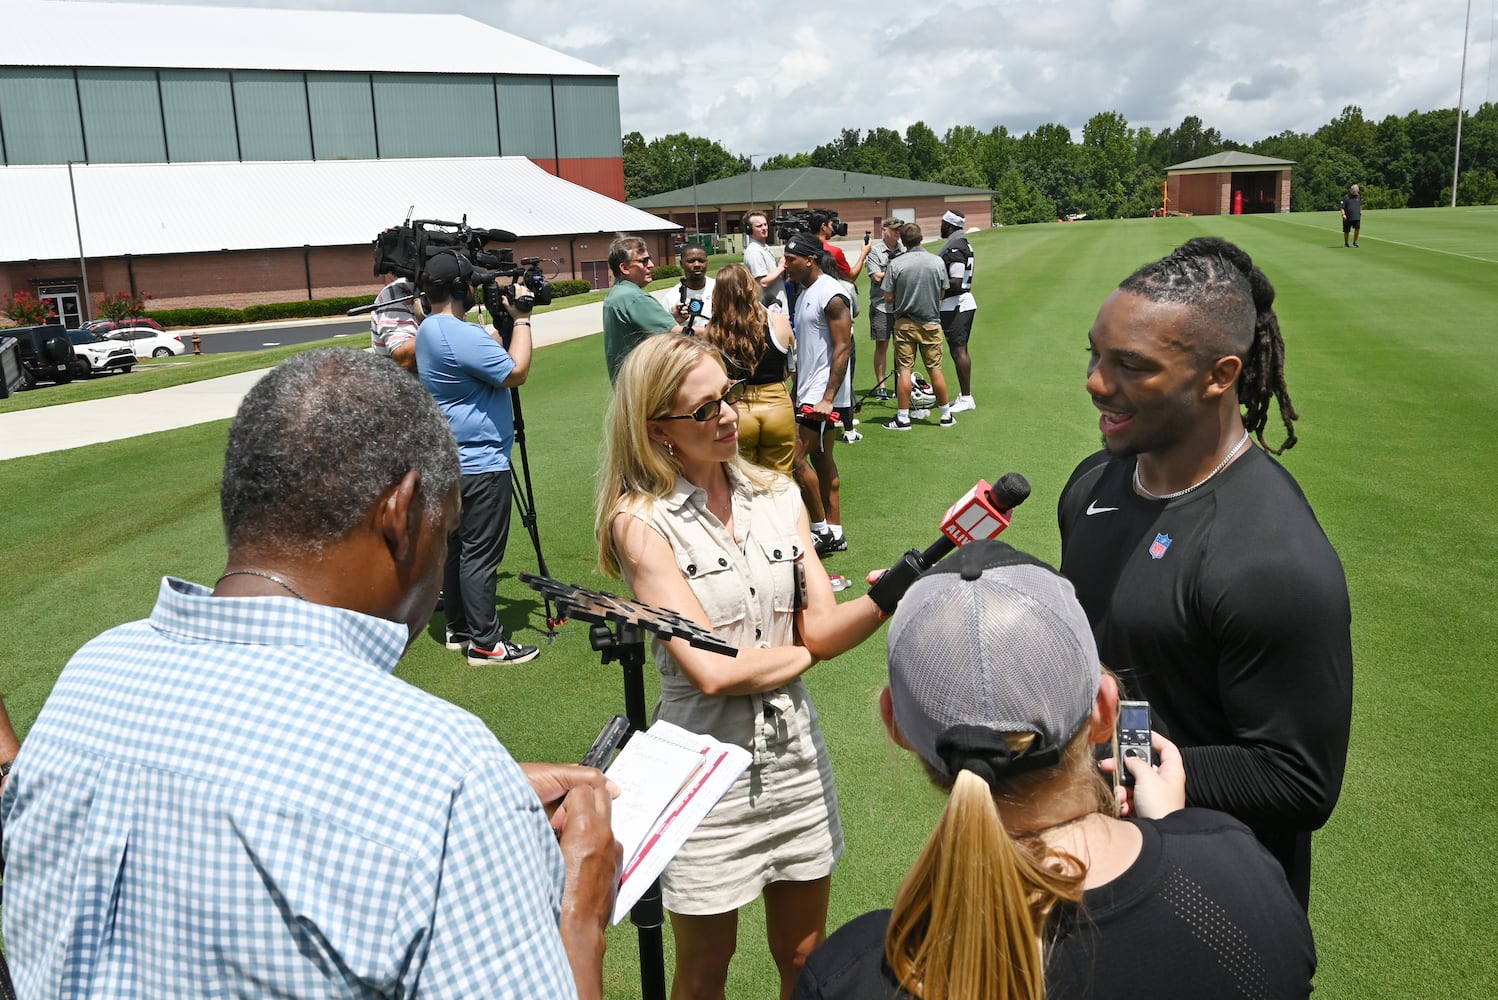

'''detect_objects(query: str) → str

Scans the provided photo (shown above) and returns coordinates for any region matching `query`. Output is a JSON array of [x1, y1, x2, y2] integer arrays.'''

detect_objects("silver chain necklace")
[[217, 569, 308, 601], [1133, 430, 1251, 501]]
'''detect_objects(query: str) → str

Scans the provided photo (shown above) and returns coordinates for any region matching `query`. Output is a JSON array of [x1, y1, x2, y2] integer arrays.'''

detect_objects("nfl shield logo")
[[1149, 533, 1172, 559]]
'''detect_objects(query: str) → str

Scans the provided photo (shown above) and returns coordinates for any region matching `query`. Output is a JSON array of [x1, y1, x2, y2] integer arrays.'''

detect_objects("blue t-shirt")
[[416, 312, 516, 474]]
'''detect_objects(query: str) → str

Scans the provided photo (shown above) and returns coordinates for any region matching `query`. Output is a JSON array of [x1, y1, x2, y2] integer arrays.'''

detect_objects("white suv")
[[67, 329, 135, 376]]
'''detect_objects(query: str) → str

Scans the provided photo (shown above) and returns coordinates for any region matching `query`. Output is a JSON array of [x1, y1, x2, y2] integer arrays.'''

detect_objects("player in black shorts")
[[937, 211, 978, 412], [1057, 237, 1353, 910]]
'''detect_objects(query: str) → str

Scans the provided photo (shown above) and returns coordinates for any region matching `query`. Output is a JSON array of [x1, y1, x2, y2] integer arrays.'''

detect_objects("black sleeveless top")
[[729, 320, 788, 385]]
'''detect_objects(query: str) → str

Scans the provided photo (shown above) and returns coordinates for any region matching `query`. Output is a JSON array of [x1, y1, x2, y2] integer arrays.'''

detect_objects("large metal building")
[[1, 0, 668, 320]]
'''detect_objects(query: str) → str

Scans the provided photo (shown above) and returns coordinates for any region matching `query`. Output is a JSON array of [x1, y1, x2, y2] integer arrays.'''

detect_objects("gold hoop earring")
[[665, 440, 676, 458]]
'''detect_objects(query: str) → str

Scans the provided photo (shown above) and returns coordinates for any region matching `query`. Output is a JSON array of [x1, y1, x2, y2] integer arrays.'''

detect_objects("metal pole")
[[691, 149, 700, 238], [66, 162, 91, 321], [1453, 0, 1473, 208]]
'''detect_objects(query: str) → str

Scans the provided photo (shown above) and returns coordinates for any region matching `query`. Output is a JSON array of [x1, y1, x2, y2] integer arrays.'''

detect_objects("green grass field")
[[2, 207, 1495, 997]]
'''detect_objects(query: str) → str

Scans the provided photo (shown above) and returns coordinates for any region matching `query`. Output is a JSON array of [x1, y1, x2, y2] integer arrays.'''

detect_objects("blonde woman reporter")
[[700, 263, 797, 475], [596, 333, 884, 1000]]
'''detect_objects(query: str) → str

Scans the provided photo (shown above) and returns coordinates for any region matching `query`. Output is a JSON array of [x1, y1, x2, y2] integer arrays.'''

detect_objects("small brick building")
[[1165, 151, 1295, 216]]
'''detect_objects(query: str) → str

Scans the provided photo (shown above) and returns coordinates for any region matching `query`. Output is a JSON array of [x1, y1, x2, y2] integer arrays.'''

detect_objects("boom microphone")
[[866, 472, 1031, 616]]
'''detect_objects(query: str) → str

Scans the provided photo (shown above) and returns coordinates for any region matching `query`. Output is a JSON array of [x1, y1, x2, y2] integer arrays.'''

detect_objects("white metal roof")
[[4, 0, 613, 77], [1, 157, 676, 261]]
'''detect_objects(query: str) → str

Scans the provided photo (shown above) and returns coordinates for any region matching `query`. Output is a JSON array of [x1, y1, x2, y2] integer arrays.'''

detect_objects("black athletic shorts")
[[940, 309, 975, 348], [1342, 216, 1360, 233]]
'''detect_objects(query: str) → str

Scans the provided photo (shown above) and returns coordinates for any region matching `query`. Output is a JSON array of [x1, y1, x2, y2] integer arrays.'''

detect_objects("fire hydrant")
[[192, 331, 202, 355]]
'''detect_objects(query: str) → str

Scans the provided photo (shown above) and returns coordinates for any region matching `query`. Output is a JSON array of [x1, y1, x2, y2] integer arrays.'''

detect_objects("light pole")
[[1452, 0, 1473, 207], [65, 160, 92, 320], [746, 153, 764, 214], [690, 149, 700, 239]]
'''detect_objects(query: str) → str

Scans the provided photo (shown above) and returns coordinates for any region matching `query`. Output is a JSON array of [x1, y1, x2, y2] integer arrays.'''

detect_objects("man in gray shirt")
[[742, 210, 788, 312], [880, 223, 955, 430], [865, 219, 903, 399]]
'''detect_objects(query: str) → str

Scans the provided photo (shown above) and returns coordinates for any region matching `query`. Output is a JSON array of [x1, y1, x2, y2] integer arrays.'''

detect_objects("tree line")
[[623, 104, 1498, 223]]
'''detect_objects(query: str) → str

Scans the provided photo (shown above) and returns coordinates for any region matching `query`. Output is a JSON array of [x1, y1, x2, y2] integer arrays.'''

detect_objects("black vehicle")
[[6, 324, 77, 388]]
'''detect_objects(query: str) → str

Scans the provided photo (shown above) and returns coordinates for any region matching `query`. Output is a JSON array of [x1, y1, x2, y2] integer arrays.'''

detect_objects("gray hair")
[[221, 349, 460, 553], [609, 235, 647, 278]]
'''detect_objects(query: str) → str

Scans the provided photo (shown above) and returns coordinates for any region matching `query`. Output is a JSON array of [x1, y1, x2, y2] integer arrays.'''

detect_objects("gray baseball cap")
[[887, 541, 1101, 785]]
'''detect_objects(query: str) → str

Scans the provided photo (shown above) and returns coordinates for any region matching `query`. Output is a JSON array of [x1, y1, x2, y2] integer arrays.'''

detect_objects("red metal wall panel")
[[558, 157, 625, 201]]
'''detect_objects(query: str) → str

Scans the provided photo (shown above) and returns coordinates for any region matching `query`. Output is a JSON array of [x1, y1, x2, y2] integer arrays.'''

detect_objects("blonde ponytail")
[[885, 762, 1092, 1000]]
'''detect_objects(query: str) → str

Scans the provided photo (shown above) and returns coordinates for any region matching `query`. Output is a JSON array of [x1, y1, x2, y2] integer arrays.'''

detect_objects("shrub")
[[549, 279, 593, 298], [3, 290, 57, 326], [652, 264, 683, 280], [242, 296, 371, 322], [99, 290, 152, 322], [146, 307, 245, 328]]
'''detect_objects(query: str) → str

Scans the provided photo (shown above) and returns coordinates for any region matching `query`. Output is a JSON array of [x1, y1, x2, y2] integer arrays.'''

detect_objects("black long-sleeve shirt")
[[1058, 448, 1353, 906]]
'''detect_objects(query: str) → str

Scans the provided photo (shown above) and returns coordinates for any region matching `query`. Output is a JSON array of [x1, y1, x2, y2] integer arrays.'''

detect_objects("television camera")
[[770, 208, 848, 242], [369, 216, 557, 331]]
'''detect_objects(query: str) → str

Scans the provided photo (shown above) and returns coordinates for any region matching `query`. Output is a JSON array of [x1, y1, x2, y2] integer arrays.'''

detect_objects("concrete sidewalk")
[[0, 299, 607, 462]]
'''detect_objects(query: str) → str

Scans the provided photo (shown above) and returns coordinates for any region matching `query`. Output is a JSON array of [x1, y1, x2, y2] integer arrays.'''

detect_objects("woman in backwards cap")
[[794, 541, 1316, 1000]]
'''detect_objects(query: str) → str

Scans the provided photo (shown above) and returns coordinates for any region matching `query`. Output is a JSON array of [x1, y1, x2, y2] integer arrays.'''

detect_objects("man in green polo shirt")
[[602, 235, 689, 382]]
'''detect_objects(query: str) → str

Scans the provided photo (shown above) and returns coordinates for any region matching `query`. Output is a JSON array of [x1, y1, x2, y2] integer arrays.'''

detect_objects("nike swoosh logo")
[[1086, 501, 1119, 515]]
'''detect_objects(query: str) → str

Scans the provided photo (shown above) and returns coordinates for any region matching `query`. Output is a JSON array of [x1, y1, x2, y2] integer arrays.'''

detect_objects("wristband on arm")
[[867, 550, 927, 617]]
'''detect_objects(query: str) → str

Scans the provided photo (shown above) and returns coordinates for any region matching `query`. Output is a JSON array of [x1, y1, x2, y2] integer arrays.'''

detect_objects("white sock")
[[897, 408, 910, 421], [812, 520, 829, 534], [961, 394, 974, 404], [829, 524, 844, 539], [940, 404, 952, 418]]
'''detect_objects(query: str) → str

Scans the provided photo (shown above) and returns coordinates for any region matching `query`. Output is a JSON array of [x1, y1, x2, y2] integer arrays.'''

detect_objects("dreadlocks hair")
[[1118, 236, 1299, 454]]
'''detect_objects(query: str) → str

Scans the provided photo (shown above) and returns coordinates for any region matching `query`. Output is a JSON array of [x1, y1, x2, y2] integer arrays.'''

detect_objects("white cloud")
[[99, 0, 1498, 153]]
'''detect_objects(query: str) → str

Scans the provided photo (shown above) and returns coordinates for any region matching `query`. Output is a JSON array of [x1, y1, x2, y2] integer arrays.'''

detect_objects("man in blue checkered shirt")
[[1, 350, 620, 998]]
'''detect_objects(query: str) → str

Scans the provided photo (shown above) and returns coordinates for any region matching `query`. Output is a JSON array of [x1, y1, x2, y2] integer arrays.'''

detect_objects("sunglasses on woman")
[[658, 380, 747, 422]]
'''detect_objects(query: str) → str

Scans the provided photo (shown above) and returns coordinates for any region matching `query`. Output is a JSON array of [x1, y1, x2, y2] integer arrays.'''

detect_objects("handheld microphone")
[[866, 473, 1031, 616]]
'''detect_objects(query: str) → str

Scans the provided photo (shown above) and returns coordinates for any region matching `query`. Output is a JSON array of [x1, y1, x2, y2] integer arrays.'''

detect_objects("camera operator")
[[603, 235, 690, 383], [743, 210, 789, 313], [370, 272, 423, 373], [416, 251, 541, 666], [808, 210, 870, 281]]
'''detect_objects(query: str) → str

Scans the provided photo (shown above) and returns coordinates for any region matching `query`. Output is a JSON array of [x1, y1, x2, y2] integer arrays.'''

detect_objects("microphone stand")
[[520, 574, 737, 1000]]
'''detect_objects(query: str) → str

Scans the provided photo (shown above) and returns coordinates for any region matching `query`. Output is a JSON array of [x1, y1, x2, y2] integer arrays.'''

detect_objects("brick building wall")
[[1, 231, 675, 315]]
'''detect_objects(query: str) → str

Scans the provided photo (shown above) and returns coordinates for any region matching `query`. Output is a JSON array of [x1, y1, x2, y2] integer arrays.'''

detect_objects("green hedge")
[[549, 279, 592, 298], [147, 295, 375, 329], [652, 264, 683, 280], [242, 296, 371, 322], [146, 307, 245, 328]]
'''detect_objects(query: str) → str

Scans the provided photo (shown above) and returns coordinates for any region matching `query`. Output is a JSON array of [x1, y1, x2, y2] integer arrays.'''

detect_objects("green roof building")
[[629, 167, 994, 248]]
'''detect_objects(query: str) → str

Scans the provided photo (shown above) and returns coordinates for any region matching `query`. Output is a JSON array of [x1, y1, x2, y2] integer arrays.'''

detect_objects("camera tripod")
[[520, 574, 737, 1000]]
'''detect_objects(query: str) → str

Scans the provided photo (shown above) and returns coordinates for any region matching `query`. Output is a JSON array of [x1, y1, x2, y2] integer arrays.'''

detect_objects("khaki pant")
[[893, 319, 944, 372]]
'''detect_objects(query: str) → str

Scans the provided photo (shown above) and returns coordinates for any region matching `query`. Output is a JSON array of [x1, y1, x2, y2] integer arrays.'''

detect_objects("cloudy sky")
[[123, 0, 1498, 154]]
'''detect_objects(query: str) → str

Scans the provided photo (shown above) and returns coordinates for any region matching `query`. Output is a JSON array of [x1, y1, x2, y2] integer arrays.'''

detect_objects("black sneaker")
[[821, 533, 848, 554], [814, 529, 836, 555], [444, 628, 470, 651], [883, 417, 912, 431], [940, 413, 957, 428], [468, 640, 540, 666]]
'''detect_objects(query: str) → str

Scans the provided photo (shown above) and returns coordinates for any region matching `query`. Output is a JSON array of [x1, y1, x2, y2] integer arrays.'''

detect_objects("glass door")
[[38, 285, 81, 327]]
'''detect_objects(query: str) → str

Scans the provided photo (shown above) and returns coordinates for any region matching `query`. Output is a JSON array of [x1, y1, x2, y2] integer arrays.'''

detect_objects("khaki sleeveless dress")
[[619, 468, 843, 915]]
